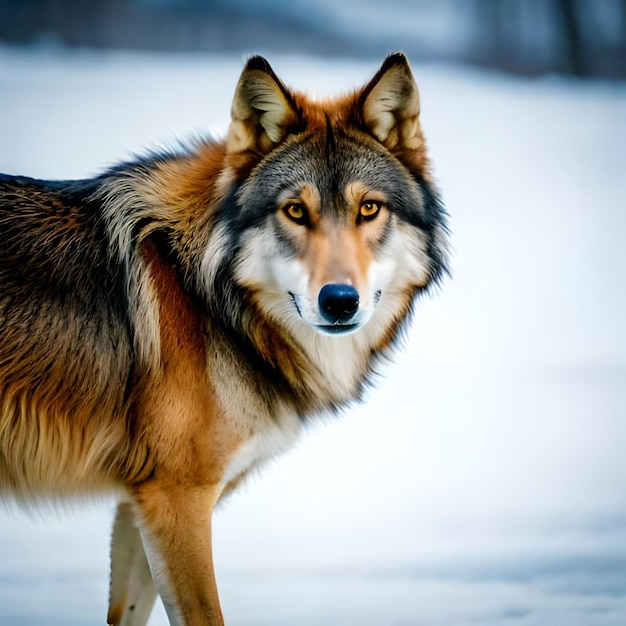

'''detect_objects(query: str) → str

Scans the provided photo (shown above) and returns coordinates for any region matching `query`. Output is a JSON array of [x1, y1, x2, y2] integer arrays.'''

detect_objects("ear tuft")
[[242, 55, 274, 74], [360, 52, 422, 152], [227, 56, 300, 154]]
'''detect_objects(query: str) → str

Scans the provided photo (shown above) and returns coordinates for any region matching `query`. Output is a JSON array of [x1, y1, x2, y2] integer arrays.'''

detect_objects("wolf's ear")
[[227, 56, 300, 154], [360, 53, 421, 152]]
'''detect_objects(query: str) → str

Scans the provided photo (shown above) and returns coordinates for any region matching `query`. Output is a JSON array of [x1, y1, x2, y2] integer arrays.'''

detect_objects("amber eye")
[[359, 201, 381, 221], [284, 203, 308, 225]]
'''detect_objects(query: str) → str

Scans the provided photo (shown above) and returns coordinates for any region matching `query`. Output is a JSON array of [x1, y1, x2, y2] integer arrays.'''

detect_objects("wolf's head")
[[207, 53, 448, 348]]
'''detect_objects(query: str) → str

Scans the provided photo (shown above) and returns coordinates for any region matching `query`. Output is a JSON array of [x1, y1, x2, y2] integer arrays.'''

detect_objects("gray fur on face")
[[235, 129, 428, 229]]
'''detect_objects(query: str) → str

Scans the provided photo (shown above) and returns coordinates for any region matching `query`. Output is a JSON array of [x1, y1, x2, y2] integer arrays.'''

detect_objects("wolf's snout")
[[318, 284, 360, 324]]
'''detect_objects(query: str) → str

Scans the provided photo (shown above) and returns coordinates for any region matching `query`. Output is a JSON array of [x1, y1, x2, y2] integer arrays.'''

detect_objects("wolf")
[[0, 53, 448, 625]]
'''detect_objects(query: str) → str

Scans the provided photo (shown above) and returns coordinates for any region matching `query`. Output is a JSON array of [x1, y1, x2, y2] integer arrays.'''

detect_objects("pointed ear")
[[360, 52, 421, 152], [227, 56, 300, 154]]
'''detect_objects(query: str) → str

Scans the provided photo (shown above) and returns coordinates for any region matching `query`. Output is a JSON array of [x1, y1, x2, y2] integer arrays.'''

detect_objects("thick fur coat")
[[0, 53, 448, 625]]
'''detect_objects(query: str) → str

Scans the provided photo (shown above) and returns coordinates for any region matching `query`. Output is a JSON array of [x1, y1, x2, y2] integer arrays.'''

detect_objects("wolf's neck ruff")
[[93, 54, 447, 421]]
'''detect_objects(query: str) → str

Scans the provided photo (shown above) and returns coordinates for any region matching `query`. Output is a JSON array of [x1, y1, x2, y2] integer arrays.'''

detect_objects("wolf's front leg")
[[132, 481, 224, 626], [108, 501, 158, 626]]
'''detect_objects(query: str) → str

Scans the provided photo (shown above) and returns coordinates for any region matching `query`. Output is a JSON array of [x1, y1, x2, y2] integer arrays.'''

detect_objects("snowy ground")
[[0, 46, 625, 625]]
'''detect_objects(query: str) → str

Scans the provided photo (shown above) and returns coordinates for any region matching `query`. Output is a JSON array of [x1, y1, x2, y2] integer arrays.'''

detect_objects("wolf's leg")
[[108, 501, 158, 626], [133, 482, 224, 626]]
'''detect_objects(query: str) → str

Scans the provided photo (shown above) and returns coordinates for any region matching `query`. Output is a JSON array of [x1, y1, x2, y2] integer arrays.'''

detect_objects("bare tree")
[[554, 0, 586, 76]]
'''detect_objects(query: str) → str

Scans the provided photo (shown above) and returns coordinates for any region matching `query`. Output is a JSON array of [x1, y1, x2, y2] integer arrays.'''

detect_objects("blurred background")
[[0, 0, 625, 77], [0, 1, 625, 626]]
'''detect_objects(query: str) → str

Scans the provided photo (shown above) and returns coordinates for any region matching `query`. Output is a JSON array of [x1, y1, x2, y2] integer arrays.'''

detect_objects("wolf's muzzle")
[[318, 284, 360, 325]]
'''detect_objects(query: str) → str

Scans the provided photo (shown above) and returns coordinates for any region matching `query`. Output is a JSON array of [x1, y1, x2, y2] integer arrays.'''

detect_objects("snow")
[[1, 45, 625, 625]]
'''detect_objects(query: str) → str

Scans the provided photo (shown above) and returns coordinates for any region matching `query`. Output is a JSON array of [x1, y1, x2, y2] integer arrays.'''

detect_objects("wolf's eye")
[[284, 203, 308, 225], [359, 201, 381, 221]]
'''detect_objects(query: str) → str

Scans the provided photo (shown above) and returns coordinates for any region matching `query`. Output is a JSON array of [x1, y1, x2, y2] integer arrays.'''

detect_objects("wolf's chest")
[[218, 405, 302, 493], [209, 324, 371, 495]]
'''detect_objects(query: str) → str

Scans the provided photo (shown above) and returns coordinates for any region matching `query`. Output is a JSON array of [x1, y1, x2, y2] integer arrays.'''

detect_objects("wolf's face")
[[234, 132, 435, 337], [213, 54, 447, 342]]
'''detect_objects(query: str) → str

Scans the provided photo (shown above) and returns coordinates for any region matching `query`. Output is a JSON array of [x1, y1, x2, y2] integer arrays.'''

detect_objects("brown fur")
[[0, 53, 447, 625]]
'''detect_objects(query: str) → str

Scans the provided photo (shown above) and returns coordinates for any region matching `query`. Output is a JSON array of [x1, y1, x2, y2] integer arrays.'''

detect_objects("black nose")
[[318, 284, 360, 324]]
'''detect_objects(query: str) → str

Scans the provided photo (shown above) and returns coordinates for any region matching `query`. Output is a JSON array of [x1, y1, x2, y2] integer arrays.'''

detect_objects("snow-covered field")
[[0, 46, 625, 625]]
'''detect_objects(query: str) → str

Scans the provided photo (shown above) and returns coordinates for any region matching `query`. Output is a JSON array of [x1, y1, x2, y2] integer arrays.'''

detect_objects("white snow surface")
[[0, 46, 625, 625]]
